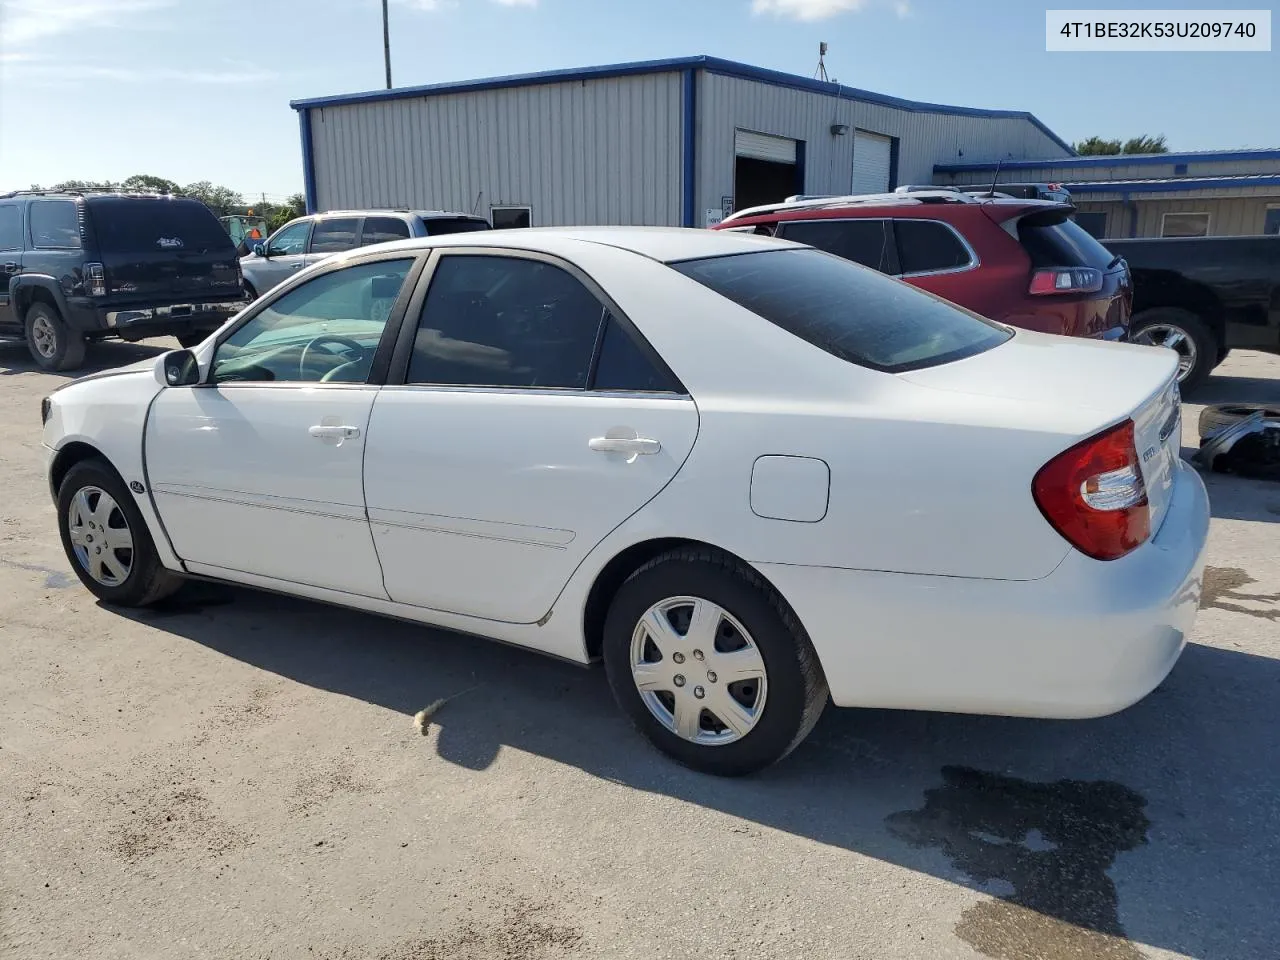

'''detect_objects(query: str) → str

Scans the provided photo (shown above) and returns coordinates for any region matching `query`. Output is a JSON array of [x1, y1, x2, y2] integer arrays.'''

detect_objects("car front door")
[[0, 203, 23, 332], [362, 250, 699, 623], [254, 219, 312, 290], [144, 253, 421, 596]]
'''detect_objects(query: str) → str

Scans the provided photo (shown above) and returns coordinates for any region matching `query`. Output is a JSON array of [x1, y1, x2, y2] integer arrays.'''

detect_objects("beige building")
[[933, 149, 1280, 239]]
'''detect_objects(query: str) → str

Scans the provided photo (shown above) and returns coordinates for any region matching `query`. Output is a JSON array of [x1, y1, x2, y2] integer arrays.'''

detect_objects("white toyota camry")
[[42, 227, 1209, 775]]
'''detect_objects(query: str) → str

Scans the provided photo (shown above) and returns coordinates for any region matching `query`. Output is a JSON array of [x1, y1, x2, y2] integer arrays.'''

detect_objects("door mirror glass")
[[156, 349, 200, 387]]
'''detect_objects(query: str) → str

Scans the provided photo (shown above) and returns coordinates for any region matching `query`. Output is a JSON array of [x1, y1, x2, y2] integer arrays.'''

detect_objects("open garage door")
[[852, 130, 893, 195], [734, 129, 802, 212]]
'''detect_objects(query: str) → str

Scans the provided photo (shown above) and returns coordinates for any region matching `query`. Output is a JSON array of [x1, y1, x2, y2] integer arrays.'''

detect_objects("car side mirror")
[[156, 349, 200, 387], [254, 242, 268, 258]]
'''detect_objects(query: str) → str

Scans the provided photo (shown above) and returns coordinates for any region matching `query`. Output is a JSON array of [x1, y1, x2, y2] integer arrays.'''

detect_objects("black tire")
[[56, 458, 183, 607], [1199, 403, 1280, 438], [602, 547, 828, 777], [1130, 308, 1217, 393], [24, 301, 86, 372], [175, 333, 207, 349]]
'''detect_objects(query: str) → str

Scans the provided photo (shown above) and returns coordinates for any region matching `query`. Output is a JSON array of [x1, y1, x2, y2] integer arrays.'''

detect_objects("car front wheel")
[[602, 548, 828, 776], [56, 458, 183, 607]]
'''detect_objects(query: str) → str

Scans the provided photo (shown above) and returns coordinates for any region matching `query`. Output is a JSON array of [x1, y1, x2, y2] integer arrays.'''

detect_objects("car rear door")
[[304, 217, 361, 269], [891, 218, 980, 306], [774, 218, 897, 274], [362, 249, 698, 624]]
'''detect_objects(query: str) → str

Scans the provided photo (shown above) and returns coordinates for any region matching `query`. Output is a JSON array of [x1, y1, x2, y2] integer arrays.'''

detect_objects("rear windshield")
[[422, 217, 492, 236], [86, 197, 234, 253], [671, 248, 1011, 373], [1017, 211, 1114, 269]]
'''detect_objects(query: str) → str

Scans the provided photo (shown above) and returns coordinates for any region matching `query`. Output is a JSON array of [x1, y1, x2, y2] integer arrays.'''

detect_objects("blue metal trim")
[[298, 108, 318, 214], [936, 148, 1280, 173], [1067, 176, 1280, 194], [681, 69, 696, 228], [287, 54, 1072, 154]]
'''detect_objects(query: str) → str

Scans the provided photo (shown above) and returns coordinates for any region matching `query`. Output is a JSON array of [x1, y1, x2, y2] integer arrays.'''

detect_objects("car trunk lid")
[[85, 197, 242, 302]]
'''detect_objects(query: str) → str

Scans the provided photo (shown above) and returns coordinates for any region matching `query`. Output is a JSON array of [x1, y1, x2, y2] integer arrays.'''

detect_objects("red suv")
[[714, 192, 1131, 340]]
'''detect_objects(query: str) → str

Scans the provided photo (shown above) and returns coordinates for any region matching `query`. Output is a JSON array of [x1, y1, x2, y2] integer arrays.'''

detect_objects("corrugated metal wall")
[[695, 72, 1068, 221], [308, 72, 682, 225], [1073, 196, 1279, 238]]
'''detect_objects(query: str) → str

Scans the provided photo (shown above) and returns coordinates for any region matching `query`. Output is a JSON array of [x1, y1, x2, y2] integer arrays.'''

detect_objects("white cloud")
[[492, 0, 536, 6], [392, 0, 534, 10], [751, 0, 907, 21], [0, 0, 175, 47], [10, 60, 277, 85]]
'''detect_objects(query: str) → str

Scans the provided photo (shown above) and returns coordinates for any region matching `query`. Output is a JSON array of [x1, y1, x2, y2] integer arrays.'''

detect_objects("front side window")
[[407, 255, 604, 389], [361, 216, 411, 246], [310, 218, 360, 254], [267, 220, 310, 256], [777, 219, 892, 273], [29, 201, 81, 249], [212, 259, 413, 384], [895, 219, 972, 275], [672, 248, 1010, 373], [0, 205, 22, 251]]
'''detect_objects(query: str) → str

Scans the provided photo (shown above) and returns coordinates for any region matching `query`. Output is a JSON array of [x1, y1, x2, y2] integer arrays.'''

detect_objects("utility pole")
[[382, 0, 393, 89]]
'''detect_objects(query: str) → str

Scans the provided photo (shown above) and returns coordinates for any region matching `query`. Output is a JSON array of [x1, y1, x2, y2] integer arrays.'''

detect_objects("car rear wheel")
[[602, 547, 828, 776], [25, 302, 86, 372], [57, 458, 183, 607], [1130, 308, 1216, 392]]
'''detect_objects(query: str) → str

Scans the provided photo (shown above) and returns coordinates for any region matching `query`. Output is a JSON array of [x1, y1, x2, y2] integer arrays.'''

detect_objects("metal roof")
[[288, 54, 1073, 154], [1062, 174, 1280, 194], [936, 148, 1280, 173]]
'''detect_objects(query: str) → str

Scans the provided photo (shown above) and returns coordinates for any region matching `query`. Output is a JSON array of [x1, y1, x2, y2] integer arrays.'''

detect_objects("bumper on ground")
[[759, 460, 1210, 719]]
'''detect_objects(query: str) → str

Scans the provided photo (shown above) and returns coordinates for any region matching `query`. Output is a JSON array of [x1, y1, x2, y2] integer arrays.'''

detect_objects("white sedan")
[[41, 227, 1209, 776]]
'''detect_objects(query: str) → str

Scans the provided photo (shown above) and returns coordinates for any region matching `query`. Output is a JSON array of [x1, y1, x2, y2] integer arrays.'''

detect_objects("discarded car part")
[[1199, 403, 1280, 439], [1197, 411, 1280, 480]]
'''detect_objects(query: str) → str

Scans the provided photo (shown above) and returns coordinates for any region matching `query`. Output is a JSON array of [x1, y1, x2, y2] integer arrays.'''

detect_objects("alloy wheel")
[[1133, 323, 1197, 381], [629, 596, 768, 746], [66, 486, 134, 586], [30, 314, 58, 358]]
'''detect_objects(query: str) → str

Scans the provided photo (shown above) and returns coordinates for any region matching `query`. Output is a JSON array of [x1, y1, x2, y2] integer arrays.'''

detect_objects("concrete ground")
[[1, 338, 1277, 960]]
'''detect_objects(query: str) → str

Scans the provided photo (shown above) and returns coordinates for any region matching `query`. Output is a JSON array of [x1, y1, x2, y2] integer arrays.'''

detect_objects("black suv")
[[0, 191, 247, 370]]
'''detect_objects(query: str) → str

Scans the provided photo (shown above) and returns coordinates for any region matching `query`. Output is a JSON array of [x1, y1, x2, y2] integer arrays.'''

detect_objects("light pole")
[[382, 0, 392, 89]]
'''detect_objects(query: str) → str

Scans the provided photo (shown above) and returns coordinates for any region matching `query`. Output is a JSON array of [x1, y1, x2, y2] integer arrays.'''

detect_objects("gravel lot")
[[2, 339, 1278, 960]]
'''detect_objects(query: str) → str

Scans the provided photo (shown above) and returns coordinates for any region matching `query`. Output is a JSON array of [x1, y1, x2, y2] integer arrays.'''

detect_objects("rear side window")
[[895, 220, 972, 275], [1017, 211, 1114, 268], [310, 218, 360, 254], [672, 248, 1011, 373], [29, 200, 82, 249], [84, 198, 229, 252], [361, 216, 411, 246], [0, 205, 22, 250], [423, 217, 493, 236], [591, 315, 682, 393], [776, 219, 892, 273]]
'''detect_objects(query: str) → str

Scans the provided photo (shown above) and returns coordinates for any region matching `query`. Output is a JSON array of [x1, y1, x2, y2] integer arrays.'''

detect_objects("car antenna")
[[988, 159, 1004, 197]]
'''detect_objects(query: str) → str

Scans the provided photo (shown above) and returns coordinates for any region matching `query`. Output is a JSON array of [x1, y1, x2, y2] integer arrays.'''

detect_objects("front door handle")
[[589, 436, 661, 456], [309, 424, 361, 440], [2, 262, 18, 272]]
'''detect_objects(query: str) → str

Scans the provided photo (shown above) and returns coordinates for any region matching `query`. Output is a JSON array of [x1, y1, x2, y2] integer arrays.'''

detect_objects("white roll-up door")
[[735, 129, 798, 164], [852, 130, 893, 194]]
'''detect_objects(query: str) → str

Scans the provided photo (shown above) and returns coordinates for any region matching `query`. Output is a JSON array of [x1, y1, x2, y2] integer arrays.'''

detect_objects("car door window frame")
[[384, 247, 687, 397], [775, 217, 900, 274], [196, 248, 429, 389], [891, 218, 979, 279]]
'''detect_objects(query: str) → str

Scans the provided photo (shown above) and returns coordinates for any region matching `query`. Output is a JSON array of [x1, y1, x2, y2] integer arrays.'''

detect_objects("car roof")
[[723, 195, 1071, 224], [332, 225, 795, 264], [315, 208, 485, 220]]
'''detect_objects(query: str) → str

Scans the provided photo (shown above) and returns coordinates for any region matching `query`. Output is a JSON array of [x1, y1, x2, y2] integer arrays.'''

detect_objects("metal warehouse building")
[[934, 149, 1280, 239], [290, 55, 1072, 228]]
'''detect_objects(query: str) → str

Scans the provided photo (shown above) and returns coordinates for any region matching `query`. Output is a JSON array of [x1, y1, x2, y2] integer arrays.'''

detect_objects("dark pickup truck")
[[1103, 234, 1280, 390], [1, 191, 248, 371]]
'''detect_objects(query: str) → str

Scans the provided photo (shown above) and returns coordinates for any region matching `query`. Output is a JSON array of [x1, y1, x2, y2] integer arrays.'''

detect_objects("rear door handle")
[[309, 424, 361, 439], [589, 436, 661, 455]]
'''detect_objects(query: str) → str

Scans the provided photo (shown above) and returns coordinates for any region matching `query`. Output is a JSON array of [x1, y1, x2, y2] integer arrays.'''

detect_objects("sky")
[[1, 0, 1276, 201]]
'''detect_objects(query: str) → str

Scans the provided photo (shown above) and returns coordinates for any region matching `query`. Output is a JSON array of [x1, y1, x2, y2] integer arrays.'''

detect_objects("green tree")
[[121, 173, 183, 195], [182, 180, 244, 216], [51, 179, 119, 192], [1073, 134, 1169, 156]]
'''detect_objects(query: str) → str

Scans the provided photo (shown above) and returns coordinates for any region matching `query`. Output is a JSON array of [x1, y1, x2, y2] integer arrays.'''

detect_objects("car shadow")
[[0, 339, 171, 378], [1186, 372, 1280, 406], [109, 582, 1280, 960]]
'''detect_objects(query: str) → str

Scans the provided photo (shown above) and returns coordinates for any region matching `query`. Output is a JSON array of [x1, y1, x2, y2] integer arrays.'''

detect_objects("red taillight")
[[1032, 419, 1150, 561], [85, 262, 106, 297], [1029, 267, 1103, 296]]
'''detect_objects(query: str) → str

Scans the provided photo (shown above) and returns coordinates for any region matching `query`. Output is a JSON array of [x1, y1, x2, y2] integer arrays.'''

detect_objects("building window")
[[1073, 211, 1108, 239], [491, 206, 532, 230], [1264, 206, 1280, 235], [1160, 212, 1210, 238]]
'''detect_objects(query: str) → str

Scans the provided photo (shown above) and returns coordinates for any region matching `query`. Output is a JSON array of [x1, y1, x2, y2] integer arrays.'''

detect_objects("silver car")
[[240, 209, 491, 298]]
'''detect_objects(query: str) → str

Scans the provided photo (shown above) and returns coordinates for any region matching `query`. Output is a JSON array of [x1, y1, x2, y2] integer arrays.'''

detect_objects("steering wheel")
[[299, 334, 366, 381]]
